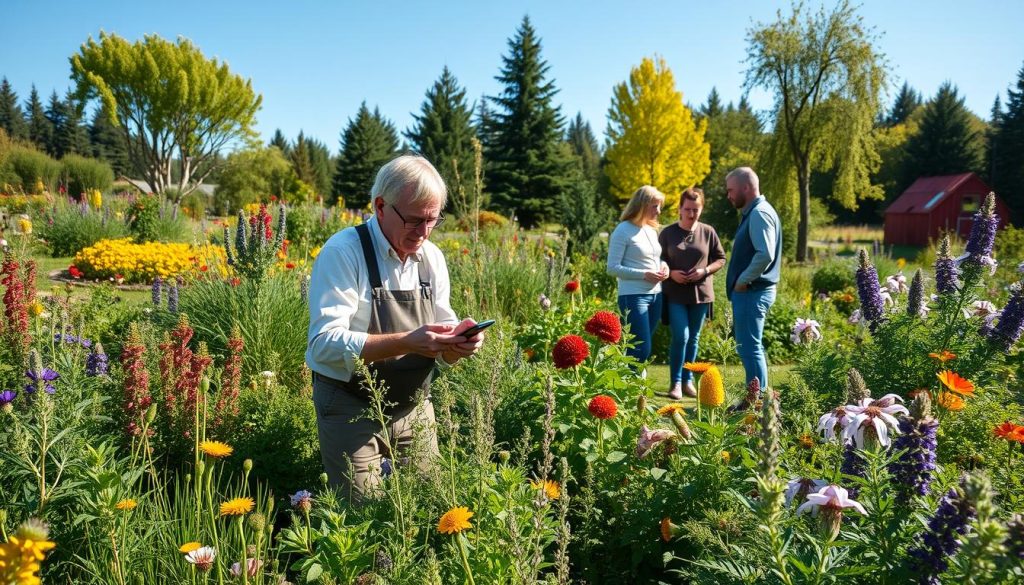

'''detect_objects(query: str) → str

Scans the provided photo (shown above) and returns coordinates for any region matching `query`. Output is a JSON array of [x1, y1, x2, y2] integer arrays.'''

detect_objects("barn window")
[[961, 195, 978, 213]]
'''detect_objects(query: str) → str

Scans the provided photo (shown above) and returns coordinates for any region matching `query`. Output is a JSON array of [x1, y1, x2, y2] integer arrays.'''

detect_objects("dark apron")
[[316, 223, 437, 407]]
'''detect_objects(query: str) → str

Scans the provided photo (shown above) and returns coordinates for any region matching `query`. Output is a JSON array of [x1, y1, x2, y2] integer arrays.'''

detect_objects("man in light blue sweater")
[[724, 167, 781, 390]]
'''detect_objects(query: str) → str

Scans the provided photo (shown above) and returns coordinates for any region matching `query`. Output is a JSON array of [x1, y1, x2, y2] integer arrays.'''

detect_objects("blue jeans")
[[731, 287, 776, 389], [667, 302, 710, 384], [618, 293, 662, 363]]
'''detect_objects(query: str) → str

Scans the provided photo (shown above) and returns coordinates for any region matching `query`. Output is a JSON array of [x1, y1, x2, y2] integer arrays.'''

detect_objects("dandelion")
[[796, 484, 868, 540], [219, 497, 255, 517], [784, 478, 827, 507], [635, 425, 675, 459], [790, 318, 822, 344], [585, 310, 622, 344], [438, 507, 474, 534], [841, 394, 909, 449], [937, 371, 974, 396], [200, 440, 234, 458], [530, 479, 561, 500], [179, 542, 202, 554], [587, 395, 617, 419], [115, 499, 137, 511], [552, 334, 589, 369], [721, 450, 731, 463], [0, 519, 56, 585]]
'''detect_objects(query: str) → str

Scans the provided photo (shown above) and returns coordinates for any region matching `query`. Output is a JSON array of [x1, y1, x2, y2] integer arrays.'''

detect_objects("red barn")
[[883, 173, 1011, 247]]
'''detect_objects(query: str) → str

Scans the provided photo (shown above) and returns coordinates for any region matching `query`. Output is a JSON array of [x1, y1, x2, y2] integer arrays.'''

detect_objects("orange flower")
[[928, 350, 956, 362], [937, 392, 965, 411], [994, 421, 1019, 440], [683, 362, 714, 373], [1009, 427, 1024, 445], [660, 517, 675, 542], [937, 371, 974, 396]]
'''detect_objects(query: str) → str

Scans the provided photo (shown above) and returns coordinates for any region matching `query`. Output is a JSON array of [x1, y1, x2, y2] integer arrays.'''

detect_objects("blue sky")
[[2, 0, 1022, 151]]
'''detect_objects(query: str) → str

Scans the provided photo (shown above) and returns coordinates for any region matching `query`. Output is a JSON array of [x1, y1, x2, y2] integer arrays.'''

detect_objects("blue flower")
[[25, 368, 59, 394], [889, 416, 938, 497], [0, 389, 16, 408], [86, 351, 109, 377], [855, 250, 885, 325], [290, 490, 313, 513], [908, 484, 976, 583]]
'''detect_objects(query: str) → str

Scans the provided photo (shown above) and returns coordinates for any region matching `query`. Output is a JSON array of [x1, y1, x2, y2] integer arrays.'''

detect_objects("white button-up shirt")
[[305, 216, 459, 382]]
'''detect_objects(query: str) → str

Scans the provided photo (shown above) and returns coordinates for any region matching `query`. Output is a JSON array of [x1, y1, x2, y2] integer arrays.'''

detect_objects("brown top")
[[659, 222, 726, 305]]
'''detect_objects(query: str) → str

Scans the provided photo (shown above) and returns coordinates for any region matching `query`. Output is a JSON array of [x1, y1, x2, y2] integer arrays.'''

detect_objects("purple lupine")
[[964, 193, 998, 261], [907, 269, 925, 318], [990, 283, 1024, 352], [856, 250, 885, 324], [152, 276, 162, 306], [168, 281, 179, 313], [0, 389, 16, 410], [889, 417, 938, 497], [224, 226, 235, 266], [840, 443, 866, 498], [907, 484, 976, 584], [25, 368, 59, 394], [86, 344, 109, 377], [934, 235, 959, 295]]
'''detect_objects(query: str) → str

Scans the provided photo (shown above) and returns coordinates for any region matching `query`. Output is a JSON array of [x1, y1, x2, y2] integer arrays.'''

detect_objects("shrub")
[[457, 209, 508, 231], [284, 202, 362, 251], [36, 199, 130, 257], [60, 154, 114, 198], [811, 257, 856, 293], [73, 238, 225, 283], [0, 194, 49, 214], [3, 144, 60, 192]]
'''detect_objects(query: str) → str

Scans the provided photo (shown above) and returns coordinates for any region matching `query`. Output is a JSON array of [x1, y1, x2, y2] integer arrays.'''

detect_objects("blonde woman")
[[606, 185, 668, 363]]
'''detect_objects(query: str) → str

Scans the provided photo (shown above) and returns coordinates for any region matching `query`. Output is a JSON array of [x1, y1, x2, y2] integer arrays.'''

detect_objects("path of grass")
[[645, 363, 795, 408], [29, 254, 152, 304]]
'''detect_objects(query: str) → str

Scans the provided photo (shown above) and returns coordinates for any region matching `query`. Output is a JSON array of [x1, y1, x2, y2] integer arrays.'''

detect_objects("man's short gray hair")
[[726, 167, 760, 192], [371, 155, 448, 207]]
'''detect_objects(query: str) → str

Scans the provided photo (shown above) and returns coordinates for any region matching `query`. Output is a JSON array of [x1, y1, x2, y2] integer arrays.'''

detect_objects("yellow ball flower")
[[698, 365, 725, 408], [437, 506, 473, 534]]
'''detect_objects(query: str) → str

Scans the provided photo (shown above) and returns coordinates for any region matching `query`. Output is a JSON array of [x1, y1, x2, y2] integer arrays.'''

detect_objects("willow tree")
[[605, 56, 710, 210], [745, 0, 886, 260], [71, 32, 262, 200]]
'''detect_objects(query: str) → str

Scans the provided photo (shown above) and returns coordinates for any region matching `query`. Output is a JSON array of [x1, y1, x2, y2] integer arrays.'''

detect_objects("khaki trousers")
[[312, 378, 439, 500]]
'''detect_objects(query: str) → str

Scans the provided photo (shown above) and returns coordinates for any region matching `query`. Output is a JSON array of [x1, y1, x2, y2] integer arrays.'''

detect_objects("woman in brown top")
[[659, 188, 726, 399]]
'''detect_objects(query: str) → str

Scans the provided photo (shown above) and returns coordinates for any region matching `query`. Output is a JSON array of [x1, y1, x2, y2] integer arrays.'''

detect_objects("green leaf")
[[606, 450, 627, 463]]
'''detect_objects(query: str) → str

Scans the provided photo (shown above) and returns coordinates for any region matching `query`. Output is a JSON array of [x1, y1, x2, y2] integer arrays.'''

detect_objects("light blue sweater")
[[607, 221, 663, 296]]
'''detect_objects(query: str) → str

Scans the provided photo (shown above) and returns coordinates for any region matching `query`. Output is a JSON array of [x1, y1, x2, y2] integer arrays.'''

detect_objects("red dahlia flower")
[[585, 311, 622, 344], [552, 334, 589, 369], [588, 395, 617, 419], [564, 280, 579, 293]]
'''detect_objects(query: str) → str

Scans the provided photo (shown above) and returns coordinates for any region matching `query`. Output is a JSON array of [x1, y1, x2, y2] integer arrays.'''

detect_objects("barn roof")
[[885, 173, 977, 215]]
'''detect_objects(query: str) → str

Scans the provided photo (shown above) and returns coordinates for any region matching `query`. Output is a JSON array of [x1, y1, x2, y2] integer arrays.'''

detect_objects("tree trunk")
[[797, 159, 811, 262]]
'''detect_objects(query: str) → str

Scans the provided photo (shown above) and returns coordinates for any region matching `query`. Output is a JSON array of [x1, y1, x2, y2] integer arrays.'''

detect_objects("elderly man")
[[724, 167, 781, 391], [306, 155, 483, 498]]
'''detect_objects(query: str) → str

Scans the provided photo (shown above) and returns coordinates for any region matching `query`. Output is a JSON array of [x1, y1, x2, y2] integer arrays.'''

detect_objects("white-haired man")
[[306, 155, 483, 499]]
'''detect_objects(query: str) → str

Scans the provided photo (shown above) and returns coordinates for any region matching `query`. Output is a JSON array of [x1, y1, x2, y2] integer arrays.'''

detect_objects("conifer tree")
[[405, 66, 477, 209], [887, 81, 922, 126], [89, 100, 131, 176], [484, 16, 571, 227], [290, 131, 316, 187], [331, 103, 398, 208], [49, 90, 90, 158], [44, 90, 66, 157], [24, 85, 52, 152], [305, 135, 333, 198], [605, 56, 710, 209], [992, 62, 1024, 223], [902, 83, 985, 184], [269, 128, 290, 155], [565, 113, 601, 182], [0, 78, 28, 140], [700, 87, 724, 119]]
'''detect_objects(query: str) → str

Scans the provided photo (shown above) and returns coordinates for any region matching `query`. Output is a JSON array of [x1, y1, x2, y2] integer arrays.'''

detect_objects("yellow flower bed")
[[73, 238, 227, 284]]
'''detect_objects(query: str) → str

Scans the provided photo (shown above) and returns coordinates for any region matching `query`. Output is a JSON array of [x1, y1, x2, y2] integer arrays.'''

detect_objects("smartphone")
[[459, 319, 495, 338]]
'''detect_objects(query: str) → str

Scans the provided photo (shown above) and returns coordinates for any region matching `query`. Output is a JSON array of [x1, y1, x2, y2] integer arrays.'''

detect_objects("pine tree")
[[24, 85, 52, 151], [306, 135, 334, 198], [404, 66, 477, 210], [887, 81, 922, 126], [484, 16, 571, 227], [0, 78, 28, 139], [902, 82, 985, 184], [331, 103, 399, 208], [89, 100, 131, 176], [992, 62, 1024, 223], [700, 87, 724, 120], [290, 131, 316, 187], [565, 113, 600, 182], [605, 56, 710, 209], [269, 128, 290, 155], [61, 90, 91, 156], [44, 90, 66, 157]]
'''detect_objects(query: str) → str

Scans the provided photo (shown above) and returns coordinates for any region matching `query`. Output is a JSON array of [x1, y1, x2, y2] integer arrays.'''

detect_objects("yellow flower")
[[16, 217, 32, 234], [310, 246, 321, 259], [115, 499, 137, 511], [89, 189, 102, 209], [0, 520, 55, 585], [219, 497, 255, 517], [937, 391, 965, 412], [530, 479, 560, 500], [683, 362, 714, 373], [896, 257, 906, 270], [200, 440, 233, 458], [656, 403, 686, 416], [179, 541, 202, 554], [29, 302, 44, 317], [437, 506, 474, 534], [721, 450, 731, 463], [698, 365, 725, 408]]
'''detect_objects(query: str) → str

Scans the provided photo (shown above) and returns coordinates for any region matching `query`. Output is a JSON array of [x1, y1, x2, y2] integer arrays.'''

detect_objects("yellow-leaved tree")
[[605, 57, 710, 209]]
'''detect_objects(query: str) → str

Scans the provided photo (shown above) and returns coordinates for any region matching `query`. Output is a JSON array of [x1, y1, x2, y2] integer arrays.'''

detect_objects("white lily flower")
[[791, 318, 822, 344], [963, 300, 999, 320], [879, 288, 894, 308], [816, 406, 850, 441], [841, 394, 909, 448], [785, 478, 828, 507], [885, 273, 908, 294]]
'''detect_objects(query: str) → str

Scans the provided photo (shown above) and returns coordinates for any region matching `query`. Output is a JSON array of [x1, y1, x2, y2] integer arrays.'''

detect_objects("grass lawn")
[[28, 253, 152, 304], [645, 362, 795, 408]]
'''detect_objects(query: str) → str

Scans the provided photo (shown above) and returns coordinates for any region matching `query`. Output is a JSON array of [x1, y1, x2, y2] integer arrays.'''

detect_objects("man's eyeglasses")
[[391, 205, 445, 230]]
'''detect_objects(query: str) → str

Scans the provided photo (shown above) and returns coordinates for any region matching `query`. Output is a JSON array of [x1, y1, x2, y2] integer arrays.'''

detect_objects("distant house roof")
[[117, 177, 216, 198], [885, 173, 976, 215]]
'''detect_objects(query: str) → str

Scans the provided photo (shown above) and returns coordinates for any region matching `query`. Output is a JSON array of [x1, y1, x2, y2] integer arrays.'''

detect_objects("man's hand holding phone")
[[440, 318, 491, 363]]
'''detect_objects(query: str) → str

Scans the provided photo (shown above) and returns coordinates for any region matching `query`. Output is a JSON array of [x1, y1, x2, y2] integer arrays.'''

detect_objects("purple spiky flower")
[[856, 250, 885, 324]]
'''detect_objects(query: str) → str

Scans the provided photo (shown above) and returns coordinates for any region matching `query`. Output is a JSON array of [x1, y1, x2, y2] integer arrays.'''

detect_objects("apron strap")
[[355, 223, 383, 289], [417, 253, 430, 290]]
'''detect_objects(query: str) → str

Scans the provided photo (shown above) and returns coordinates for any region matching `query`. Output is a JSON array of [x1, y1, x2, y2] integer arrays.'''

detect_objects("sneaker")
[[683, 381, 698, 398], [668, 383, 683, 400]]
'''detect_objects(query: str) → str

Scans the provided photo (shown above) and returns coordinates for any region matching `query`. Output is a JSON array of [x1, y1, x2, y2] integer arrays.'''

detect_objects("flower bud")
[[243, 459, 253, 473], [497, 450, 510, 463], [248, 512, 267, 533], [145, 403, 157, 425], [671, 411, 692, 440], [636, 394, 647, 414], [195, 460, 205, 478], [320, 473, 329, 486]]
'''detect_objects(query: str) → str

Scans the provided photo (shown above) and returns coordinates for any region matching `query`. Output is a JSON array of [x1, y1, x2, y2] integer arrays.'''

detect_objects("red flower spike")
[[588, 395, 617, 419], [585, 311, 622, 344], [552, 334, 589, 369]]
